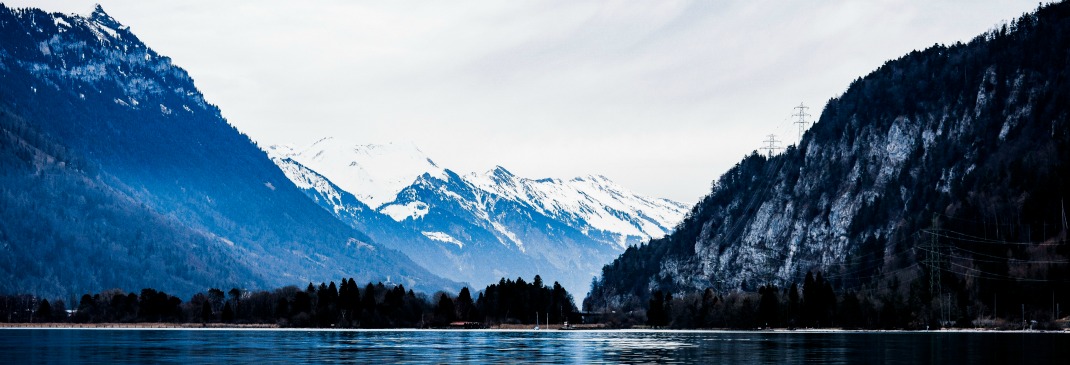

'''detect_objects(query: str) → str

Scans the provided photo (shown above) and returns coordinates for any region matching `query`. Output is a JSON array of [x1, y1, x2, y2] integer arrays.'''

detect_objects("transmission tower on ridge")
[[761, 134, 782, 157], [793, 102, 811, 143]]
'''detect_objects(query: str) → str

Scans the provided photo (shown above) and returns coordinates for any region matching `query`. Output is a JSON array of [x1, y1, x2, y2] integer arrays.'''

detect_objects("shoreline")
[[0, 323, 279, 329], [1, 323, 1067, 333]]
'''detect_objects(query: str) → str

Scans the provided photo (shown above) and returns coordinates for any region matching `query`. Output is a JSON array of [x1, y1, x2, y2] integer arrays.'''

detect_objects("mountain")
[[270, 139, 447, 210], [585, 2, 1070, 314], [0, 104, 260, 298], [0, 5, 453, 297], [269, 138, 687, 294]]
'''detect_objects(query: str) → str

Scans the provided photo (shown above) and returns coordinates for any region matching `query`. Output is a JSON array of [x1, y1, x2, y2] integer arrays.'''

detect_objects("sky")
[[9, 0, 1041, 204]]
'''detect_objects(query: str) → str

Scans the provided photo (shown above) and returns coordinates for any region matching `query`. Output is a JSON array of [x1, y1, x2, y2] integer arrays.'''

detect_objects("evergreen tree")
[[818, 273, 836, 326], [550, 281, 576, 324], [292, 291, 312, 320], [788, 282, 800, 328], [274, 296, 289, 322], [361, 283, 378, 325], [839, 292, 864, 329], [35, 299, 52, 323], [338, 278, 361, 325], [456, 287, 475, 321], [221, 302, 234, 323], [74, 294, 95, 323], [433, 293, 457, 326], [700, 288, 717, 328], [647, 290, 666, 327], [49, 300, 67, 322], [316, 281, 339, 326], [803, 271, 816, 326], [758, 285, 779, 328], [201, 301, 212, 323], [208, 288, 225, 313], [664, 292, 675, 327]]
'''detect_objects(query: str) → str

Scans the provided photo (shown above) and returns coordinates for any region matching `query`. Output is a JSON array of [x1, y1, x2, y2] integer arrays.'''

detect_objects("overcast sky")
[[10, 1, 1040, 204]]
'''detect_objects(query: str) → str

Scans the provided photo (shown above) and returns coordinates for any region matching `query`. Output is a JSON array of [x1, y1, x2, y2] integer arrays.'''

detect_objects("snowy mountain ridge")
[[269, 139, 687, 249], [462, 166, 687, 248], [267, 138, 688, 293], [268, 138, 447, 210]]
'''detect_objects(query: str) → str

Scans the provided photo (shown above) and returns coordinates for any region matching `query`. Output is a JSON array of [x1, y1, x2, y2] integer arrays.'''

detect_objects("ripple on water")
[[2, 329, 1068, 364]]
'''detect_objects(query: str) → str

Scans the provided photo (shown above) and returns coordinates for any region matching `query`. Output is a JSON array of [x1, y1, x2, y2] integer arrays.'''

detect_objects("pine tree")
[[433, 293, 457, 326], [647, 290, 666, 327], [221, 302, 234, 323], [274, 297, 288, 322], [201, 301, 212, 323], [758, 285, 779, 328], [788, 282, 800, 328], [35, 299, 52, 323], [456, 287, 474, 322]]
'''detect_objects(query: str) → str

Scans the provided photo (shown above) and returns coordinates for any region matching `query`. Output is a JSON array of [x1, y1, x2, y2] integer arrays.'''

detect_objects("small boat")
[[558, 321, 578, 330], [534, 312, 540, 330]]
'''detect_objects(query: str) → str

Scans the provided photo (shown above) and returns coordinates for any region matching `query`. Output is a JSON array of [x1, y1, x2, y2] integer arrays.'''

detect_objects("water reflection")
[[2, 329, 1067, 364]]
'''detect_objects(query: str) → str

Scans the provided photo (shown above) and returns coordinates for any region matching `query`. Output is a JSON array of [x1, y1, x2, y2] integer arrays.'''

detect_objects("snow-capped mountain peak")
[[268, 138, 446, 209], [465, 168, 687, 247], [268, 139, 688, 293]]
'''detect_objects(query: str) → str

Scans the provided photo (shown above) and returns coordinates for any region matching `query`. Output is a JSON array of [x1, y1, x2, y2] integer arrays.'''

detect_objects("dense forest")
[[585, 2, 1070, 330], [0, 276, 578, 328], [0, 105, 260, 297], [599, 270, 1066, 330]]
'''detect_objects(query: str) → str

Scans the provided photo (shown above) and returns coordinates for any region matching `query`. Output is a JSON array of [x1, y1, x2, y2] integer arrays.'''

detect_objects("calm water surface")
[[2, 329, 1067, 364]]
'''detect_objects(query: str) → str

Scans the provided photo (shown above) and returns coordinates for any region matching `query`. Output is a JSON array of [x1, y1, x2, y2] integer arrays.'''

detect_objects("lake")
[[2, 329, 1067, 364]]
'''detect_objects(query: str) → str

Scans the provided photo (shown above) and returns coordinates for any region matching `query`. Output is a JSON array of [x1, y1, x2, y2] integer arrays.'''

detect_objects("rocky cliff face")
[[587, 3, 1070, 310]]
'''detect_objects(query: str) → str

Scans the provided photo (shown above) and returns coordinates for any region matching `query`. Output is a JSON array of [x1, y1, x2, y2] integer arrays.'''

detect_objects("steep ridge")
[[0, 5, 453, 296], [270, 140, 688, 294], [586, 3, 1070, 311]]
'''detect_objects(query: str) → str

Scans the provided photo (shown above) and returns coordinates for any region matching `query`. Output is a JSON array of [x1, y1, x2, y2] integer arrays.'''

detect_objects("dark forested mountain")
[[586, 2, 1070, 319], [0, 5, 453, 297], [0, 105, 258, 298]]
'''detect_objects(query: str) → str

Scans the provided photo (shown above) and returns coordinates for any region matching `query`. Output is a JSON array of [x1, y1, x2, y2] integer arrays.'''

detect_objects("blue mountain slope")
[[0, 105, 262, 297], [0, 5, 454, 296]]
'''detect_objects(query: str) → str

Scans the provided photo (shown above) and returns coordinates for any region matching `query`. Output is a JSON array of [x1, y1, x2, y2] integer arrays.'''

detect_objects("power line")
[[916, 245, 1070, 264], [837, 264, 923, 295], [928, 228, 1068, 246], [929, 212, 1070, 245], [945, 262, 1070, 283]]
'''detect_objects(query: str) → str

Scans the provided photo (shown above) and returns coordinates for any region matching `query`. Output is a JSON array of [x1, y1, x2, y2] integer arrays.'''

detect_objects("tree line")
[[613, 270, 1062, 330], [0, 275, 579, 328]]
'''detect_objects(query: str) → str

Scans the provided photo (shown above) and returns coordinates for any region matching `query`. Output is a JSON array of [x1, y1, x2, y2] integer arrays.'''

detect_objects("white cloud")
[[7, 0, 1039, 204]]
